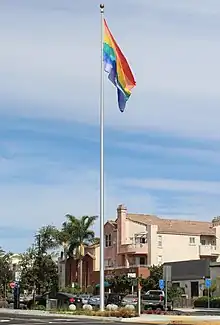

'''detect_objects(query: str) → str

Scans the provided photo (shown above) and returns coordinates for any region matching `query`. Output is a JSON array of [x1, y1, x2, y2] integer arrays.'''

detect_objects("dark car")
[[141, 290, 172, 311], [88, 295, 108, 308], [27, 292, 83, 310], [106, 293, 126, 306]]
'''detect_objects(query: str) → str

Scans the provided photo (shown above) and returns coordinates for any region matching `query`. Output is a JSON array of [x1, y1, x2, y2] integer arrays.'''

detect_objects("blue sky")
[[1, 0, 220, 252]]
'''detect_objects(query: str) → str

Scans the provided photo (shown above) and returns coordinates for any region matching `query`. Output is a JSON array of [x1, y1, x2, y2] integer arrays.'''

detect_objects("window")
[[158, 255, 162, 264], [140, 237, 146, 244], [139, 257, 146, 265], [104, 259, 109, 267], [105, 235, 108, 247], [158, 235, 162, 247], [105, 234, 112, 247], [189, 237, 195, 245], [108, 234, 112, 246], [201, 239, 206, 245]]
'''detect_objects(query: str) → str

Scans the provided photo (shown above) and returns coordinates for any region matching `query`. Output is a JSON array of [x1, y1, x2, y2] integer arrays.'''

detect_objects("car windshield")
[[147, 290, 163, 296]]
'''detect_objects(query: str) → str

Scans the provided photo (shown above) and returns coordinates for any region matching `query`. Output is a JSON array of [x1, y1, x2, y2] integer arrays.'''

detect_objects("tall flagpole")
[[99, 3, 105, 312]]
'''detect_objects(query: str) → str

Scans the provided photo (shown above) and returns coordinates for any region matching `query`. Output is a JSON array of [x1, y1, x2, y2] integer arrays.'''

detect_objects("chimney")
[[117, 204, 128, 245]]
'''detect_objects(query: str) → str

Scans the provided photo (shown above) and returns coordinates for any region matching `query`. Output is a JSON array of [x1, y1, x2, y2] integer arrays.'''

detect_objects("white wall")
[[157, 233, 200, 263]]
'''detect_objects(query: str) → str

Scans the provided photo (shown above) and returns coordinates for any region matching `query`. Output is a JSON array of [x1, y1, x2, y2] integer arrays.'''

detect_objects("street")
[[0, 314, 143, 325], [0, 314, 113, 325]]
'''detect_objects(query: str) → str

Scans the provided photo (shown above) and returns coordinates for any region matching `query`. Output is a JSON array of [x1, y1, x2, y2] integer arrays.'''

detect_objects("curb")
[[120, 318, 220, 324]]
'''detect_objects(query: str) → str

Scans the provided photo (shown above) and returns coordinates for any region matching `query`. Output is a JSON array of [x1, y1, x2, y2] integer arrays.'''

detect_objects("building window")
[[201, 239, 206, 245], [105, 235, 108, 247], [140, 237, 146, 244], [105, 234, 112, 247], [189, 237, 195, 245], [139, 257, 146, 265], [158, 235, 162, 247], [108, 234, 112, 246], [158, 255, 162, 264]]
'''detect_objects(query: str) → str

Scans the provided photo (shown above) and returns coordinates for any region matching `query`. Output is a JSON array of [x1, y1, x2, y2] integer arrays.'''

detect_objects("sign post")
[[13, 282, 20, 309], [137, 282, 142, 316], [128, 273, 136, 295], [205, 278, 211, 309], [159, 279, 165, 290], [163, 265, 172, 310]]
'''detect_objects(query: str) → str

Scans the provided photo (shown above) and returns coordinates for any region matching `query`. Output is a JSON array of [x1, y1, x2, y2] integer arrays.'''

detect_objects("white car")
[[80, 294, 91, 305]]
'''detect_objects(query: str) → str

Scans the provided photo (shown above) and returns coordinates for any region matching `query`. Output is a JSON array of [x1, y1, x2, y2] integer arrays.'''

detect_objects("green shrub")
[[194, 296, 220, 308], [55, 307, 137, 318], [32, 304, 46, 311], [210, 297, 220, 308]]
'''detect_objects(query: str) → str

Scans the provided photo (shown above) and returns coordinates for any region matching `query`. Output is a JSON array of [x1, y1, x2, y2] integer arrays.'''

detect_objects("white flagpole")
[[99, 3, 105, 312]]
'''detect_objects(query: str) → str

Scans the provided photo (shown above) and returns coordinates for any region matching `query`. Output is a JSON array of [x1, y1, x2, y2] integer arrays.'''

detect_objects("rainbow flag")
[[103, 19, 136, 112]]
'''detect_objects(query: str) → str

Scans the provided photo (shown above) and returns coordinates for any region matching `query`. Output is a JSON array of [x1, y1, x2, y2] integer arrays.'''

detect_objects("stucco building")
[[104, 204, 220, 270], [59, 204, 220, 289]]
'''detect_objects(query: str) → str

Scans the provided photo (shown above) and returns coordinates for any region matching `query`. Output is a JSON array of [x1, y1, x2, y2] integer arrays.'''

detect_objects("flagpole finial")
[[100, 4, 104, 13]]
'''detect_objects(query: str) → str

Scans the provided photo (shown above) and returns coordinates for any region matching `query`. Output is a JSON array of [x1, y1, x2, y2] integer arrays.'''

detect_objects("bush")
[[55, 307, 137, 318], [32, 304, 46, 311], [194, 296, 220, 308], [0, 299, 8, 308]]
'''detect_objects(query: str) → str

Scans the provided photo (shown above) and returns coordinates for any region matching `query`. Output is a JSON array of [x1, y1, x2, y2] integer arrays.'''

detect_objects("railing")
[[199, 245, 219, 256], [105, 264, 149, 270], [119, 243, 148, 254]]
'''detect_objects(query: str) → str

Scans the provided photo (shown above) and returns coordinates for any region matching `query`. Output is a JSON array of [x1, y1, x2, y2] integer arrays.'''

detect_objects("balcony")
[[105, 264, 149, 270], [199, 245, 220, 256], [119, 243, 148, 254]]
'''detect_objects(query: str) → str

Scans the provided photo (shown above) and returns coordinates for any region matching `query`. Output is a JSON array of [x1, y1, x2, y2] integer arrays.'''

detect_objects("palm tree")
[[62, 215, 97, 288]]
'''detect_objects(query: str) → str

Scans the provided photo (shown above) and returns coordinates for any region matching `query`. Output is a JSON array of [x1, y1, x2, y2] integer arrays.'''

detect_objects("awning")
[[95, 281, 111, 288]]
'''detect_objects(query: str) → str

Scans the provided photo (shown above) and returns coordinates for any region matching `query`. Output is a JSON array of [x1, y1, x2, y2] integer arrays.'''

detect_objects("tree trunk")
[[79, 259, 83, 290]]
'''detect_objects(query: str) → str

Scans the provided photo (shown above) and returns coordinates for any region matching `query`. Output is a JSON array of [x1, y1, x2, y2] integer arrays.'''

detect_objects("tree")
[[92, 237, 100, 245], [141, 265, 163, 292], [19, 246, 58, 295], [62, 215, 97, 288], [0, 253, 13, 298], [106, 274, 134, 294], [37, 225, 61, 253]]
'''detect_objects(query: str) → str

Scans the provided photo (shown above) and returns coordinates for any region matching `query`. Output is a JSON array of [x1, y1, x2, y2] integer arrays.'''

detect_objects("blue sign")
[[159, 279, 165, 290], [205, 278, 211, 288]]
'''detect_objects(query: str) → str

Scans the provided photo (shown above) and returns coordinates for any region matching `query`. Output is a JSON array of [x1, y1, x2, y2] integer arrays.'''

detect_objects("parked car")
[[121, 294, 138, 307], [27, 292, 83, 310], [88, 295, 107, 308], [142, 290, 172, 311], [106, 293, 126, 306], [79, 294, 92, 305]]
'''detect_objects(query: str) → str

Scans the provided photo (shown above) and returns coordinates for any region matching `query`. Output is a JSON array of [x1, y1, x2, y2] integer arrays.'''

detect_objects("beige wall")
[[158, 233, 201, 263], [127, 221, 147, 242], [93, 245, 100, 271], [103, 205, 220, 269]]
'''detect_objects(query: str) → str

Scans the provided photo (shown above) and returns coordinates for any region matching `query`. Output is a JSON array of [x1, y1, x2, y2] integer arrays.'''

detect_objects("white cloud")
[[0, 158, 157, 231], [1, 1, 220, 138], [116, 142, 220, 165], [122, 177, 220, 195]]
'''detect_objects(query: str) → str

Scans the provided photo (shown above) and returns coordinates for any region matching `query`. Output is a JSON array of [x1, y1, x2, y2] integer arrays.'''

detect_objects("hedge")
[[194, 296, 220, 308]]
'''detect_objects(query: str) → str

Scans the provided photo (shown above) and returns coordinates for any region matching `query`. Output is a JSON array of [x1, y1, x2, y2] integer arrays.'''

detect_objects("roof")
[[105, 220, 117, 229], [127, 213, 215, 236]]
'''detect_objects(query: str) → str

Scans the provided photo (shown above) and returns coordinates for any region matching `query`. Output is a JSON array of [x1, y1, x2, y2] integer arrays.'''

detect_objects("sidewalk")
[[0, 308, 220, 324], [122, 314, 220, 324]]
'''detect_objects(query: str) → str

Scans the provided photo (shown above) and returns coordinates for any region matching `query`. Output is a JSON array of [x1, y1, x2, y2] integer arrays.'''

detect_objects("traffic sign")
[[127, 273, 136, 278], [9, 282, 16, 289], [205, 278, 211, 288], [159, 279, 165, 290]]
